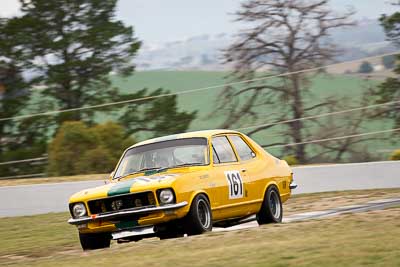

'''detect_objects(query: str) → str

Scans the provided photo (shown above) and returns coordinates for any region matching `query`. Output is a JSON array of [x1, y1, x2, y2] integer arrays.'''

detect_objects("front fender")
[[179, 189, 210, 215]]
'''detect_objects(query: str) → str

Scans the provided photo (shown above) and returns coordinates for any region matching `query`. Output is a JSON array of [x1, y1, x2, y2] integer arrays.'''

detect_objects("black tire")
[[155, 221, 185, 240], [79, 232, 111, 250], [184, 194, 212, 235], [158, 231, 184, 240], [256, 186, 283, 225]]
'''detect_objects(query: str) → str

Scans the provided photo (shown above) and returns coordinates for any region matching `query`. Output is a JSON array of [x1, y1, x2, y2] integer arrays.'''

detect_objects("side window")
[[212, 146, 220, 164], [229, 135, 256, 161], [212, 136, 237, 163]]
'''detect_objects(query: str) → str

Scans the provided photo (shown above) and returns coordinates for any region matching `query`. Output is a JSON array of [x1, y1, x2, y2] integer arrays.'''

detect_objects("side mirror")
[[105, 171, 115, 184]]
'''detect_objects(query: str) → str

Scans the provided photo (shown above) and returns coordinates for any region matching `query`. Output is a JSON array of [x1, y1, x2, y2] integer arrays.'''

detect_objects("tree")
[[358, 61, 374, 74], [91, 121, 134, 160], [75, 147, 116, 174], [0, 0, 197, 177], [0, 19, 29, 153], [373, 78, 400, 128], [306, 90, 380, 162], [0, 63, 29, 151], [117, 88, 197, 138], [382, 55, 396, 69], [3, 0, 141, 125], [218, 0, 354, 163], [0, 19, 49, 178], [48, 121, 98, 175], [48, 121, 135, 176], [282, 155, 299, 165], [390, 149, 400, 160], [2, 0, 197, 136], [372, 5, 400, 129]]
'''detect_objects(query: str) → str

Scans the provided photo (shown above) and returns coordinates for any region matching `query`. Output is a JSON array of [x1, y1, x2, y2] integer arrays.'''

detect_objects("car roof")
[[128, 129, 241, 149]]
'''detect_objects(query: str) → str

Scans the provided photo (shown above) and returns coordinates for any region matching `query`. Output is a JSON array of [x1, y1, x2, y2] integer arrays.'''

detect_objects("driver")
[[154, 149, 174, 168]]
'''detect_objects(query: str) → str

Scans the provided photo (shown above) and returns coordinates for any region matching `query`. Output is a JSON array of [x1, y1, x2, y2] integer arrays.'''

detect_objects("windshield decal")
[[148, 174, 177, 182]]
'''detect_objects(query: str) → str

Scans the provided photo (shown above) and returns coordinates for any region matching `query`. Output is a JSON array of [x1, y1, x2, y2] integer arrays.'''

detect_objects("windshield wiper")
[[115, 164, 203, 180], [138, 167, 165, 172], [169, 163, 205, 168], [115, 167, 164, 180]]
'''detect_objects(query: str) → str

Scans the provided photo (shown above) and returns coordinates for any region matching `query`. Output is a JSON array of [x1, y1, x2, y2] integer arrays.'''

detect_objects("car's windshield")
[[113, 138, 209, 179]]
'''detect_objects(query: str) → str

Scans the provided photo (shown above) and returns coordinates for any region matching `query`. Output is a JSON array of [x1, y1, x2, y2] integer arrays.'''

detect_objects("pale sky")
[[0, 0, 397, 44]]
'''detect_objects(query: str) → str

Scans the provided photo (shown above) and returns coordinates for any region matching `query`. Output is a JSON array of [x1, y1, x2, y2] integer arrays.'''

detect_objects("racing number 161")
[[225, 171, 244, 199]]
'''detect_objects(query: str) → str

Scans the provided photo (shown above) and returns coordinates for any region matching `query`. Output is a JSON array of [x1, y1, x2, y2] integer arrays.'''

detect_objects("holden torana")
[[68, 129, 297, 250]]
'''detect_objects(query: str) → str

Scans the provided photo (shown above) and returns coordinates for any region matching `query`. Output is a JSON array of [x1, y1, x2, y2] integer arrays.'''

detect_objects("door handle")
[[241, 169, 246, 173]]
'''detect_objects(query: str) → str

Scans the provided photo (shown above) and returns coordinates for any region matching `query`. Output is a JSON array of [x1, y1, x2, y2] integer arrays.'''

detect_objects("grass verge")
[[0, 189, 399, 266]]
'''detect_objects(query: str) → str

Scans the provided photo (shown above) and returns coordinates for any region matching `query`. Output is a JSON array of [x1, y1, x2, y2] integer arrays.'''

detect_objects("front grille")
[[88, 192, 155, 214]]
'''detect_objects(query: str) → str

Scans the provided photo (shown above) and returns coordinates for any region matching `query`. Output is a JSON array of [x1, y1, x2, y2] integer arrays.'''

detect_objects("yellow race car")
[[68, 130, 297, 250]]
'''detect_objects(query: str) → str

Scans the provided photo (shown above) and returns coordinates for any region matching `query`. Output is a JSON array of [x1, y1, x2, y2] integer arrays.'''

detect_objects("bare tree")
[[308, 91, 380, 163], [217, 0, 354, 163]]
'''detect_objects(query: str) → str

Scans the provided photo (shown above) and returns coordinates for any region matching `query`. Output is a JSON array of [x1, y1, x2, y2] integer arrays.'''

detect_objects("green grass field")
[[1, 189, 399, 267], [110, 71, 375, 131], [26, 70, 397, 161], [109, 71, 397, 160]]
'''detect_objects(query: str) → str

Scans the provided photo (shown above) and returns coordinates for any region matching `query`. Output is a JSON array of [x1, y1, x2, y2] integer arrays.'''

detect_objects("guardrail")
[[0, 156, 48, 180], [0, 173, 46, 180], [0, 160, 399, 217]]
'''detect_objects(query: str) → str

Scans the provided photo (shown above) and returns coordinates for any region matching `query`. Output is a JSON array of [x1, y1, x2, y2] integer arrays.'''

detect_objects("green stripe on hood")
[[108, 179, 137, 197], [107, 174, 176, 196]]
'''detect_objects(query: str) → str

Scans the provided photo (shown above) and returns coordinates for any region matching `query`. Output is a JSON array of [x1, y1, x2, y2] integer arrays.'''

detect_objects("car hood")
[[69, 173, 179, 203]]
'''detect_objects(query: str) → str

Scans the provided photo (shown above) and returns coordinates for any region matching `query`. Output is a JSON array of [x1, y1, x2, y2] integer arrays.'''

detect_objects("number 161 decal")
[[224, 171, 244, 199]]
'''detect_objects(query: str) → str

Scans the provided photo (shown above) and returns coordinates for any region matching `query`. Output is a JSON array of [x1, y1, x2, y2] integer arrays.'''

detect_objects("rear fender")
[[261, 181, 279, 200]]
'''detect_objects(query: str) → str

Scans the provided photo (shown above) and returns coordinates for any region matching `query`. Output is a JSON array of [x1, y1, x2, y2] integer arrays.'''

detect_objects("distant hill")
[[135, 18, 397, 71]]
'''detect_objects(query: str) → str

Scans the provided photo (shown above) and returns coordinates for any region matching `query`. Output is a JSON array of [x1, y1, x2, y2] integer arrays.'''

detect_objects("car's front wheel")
[[256, 186, 283, 225], [79, 232, 111, 250], [155, 221, 185, 240], [184, 194, 212, 235]]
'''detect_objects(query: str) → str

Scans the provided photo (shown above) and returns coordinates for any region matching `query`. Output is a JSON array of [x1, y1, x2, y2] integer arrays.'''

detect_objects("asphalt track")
[[0, 160, 399, 217], [112, 197, 400, 239]]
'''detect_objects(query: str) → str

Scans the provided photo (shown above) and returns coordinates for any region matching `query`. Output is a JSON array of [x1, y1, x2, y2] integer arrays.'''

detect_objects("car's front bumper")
[[68, 201, 188, 225]]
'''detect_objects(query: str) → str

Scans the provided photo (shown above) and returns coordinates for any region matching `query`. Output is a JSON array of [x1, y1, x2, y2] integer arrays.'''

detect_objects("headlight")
[[72, 203, 87, 218], [158, 189, 175, 204]]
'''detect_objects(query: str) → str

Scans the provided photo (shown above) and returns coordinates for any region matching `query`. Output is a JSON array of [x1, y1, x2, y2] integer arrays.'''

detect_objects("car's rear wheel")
[[79, 232, 111, 250], [256, 186, 283, 225], [184, 194, 212, 235]]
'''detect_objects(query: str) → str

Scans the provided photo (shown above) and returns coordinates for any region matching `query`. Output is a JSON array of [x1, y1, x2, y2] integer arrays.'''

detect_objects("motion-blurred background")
[[0, 0, 399, 179]]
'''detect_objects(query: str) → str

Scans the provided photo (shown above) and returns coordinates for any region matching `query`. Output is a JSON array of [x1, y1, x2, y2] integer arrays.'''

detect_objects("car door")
[[227, 134, 264, 214], [210, 135, 250, 220]]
